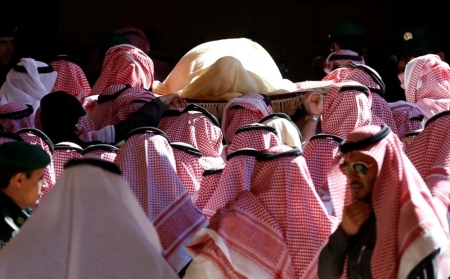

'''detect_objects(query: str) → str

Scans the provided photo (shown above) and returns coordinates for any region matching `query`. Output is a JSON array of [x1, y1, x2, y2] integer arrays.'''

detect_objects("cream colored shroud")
[[153, 38, 298, 101]]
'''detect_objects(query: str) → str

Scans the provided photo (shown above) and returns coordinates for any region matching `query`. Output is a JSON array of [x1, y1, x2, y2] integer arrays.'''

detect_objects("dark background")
[[4, 0, 449, 102]]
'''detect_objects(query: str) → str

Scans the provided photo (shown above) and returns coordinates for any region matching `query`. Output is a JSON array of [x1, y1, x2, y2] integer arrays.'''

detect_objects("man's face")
[[0, 37, 14, 67], [340, 151, 377, 201], [18, 168, 47, 208]]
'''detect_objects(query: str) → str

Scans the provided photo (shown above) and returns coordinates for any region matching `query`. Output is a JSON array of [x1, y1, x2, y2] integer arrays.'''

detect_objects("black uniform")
[[0, 191, 30, 250]]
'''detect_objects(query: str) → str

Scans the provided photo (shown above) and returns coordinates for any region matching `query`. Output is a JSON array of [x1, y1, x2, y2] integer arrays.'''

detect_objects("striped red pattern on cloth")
[[221, 92, 273, 145], [195, 169, 224, 211], [171, 142, 204, 198], [91, 44, 154, 95], [327, 125, 449, 278], [322, 81, 372, 138], [405, 111, 450, 231], [404, 54, 450, 120], [83, 144, 118, 162], [323, 67, 398, 135], [227, 124, 281, 154], [186, 190, 296, 279], [303, 135, 342, 193], [52, 142, 83, 180], [158, 108, 225, 170], [0, 132, 23, 145], [250, 145, 337, 278], [111, 88, 154, 124], [390, 101, 423, 142], [49, 55, 91, 101], [17, 128, 56, 199], [402, 130, 422, 151], [114, 128, 208, 272], [323, 50, 364, 74], [0, 103, 34, 133]]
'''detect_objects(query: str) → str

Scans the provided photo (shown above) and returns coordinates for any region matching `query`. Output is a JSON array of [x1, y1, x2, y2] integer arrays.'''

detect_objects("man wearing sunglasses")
[[318, 125, 449, 279]]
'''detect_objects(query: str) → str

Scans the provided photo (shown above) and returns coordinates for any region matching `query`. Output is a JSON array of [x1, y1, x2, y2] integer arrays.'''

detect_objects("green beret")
[[0, 141, 50, 169], [329, 22, 365, 41], [390, 28, 430, 62]]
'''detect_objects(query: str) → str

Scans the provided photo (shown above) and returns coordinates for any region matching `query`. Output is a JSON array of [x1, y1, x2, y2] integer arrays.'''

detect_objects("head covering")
[[323, 50, 365, 74], [0, 141, 50, 170], [322, 81, 372, 138], [222, 92, 273, 145], [0, 131, 23, 146], [390, 28, 431, 62], [0, 158, 179, 279], [40, 91, 86, 145], [0, 103, 34, 133], [49, 55, 91, 101], [323, 65, 399, 135], [227, 124, 281, 154], [250, 145, 337, 278], [152, 38, 297, 99], [111, 87, 154, 124], [0, 58, 57, 111], [91, 44, 154, 95], [157, 104, 225, 169], [194, 168, 224, 211], [328, 125, 449, 278], [186, 191, 296, 279], [405, 111, 450, 232], [402, 130, 421, 151], [115, 26, 151, 54], [259, 113, 302, 150], [16, 128, 56, 198], [82, 144, 118, 162], [52, 142, 83, 180], [389, 101, 424, 141], [403, 54, 450, 120], [114, 127, 208, 272]]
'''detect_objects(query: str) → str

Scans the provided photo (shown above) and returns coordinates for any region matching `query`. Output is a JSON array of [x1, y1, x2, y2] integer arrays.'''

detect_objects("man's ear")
[[10, 173, 26, 189]]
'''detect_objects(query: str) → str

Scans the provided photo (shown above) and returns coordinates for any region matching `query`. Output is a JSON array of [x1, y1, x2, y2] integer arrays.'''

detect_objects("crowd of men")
[[0, 21, 449, 278]]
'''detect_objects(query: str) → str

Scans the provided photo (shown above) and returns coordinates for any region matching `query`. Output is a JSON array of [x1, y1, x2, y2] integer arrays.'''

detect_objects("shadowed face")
[[0, 37, 14, 67], [340, 151, 377, 201]]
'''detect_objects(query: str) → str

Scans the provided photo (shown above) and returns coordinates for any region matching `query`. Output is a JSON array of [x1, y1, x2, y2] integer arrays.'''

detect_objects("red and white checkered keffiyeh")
[[323, 67, 398, 135], [17, 128, 56, 199], [53, 142, 83, 180], [90, 44, 154, 95], [111, 87, 154, 124], [221, 92, 273, 145], [405, 111, 450, 231], [114, 129, 208, 272], [171, 142, 204, 198], [327, 125, 450, 278], [0, 103, 34, 133], [402, 130, 422, 151], [303, 134, 343, 194], [185, 190, 296, 279], [227, 124, 281, 154], [389, 101, 424, 142], [86, 84, 128, 130], [83, 144, 118, 162], [158, 107, 225, 170], [0, 132, 23, 145], [322, 81, 372, 138], [250, 145, 337, 278], [323, 50, 365, 74], [195, 169, 224, 211], [49, 55, 91, 101], [404, 54, 450, 120]]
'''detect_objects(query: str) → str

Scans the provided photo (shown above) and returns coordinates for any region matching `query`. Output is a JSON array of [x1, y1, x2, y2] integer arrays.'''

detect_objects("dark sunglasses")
[[340, 161, 372, 175]]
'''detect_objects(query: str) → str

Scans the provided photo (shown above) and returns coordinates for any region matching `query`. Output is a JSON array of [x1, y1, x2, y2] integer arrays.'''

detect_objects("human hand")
[[302, 91, 323, 116], [341, 201, 372, 237], [159, 94, 188, 110]]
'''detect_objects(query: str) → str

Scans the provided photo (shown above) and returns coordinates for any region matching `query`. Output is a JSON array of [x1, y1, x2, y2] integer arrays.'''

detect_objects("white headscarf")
[[0, 58, 57, 111], [0, 158, 179, 279]]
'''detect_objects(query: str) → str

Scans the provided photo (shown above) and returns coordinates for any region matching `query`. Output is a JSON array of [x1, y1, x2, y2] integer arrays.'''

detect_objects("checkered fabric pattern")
[[114, 130, 208, 272], [322, 81, 372, 138], [390, 103, 423, 142], [323, 67, 398, 135], [52, 142, 83, 180], [171, 142, 204, 197], [222, 92, 273, 144], [0, 103, 34, 133], [323, 50, 365, 74], [111, 88, 154, 124], [0, 132, 22, 145], [91, 45, 154, 95], [34, 107, 43, 130], [17, 129, 56, 199], [404, 54, 450, 120], [402, 130, 422, 152], [49, 55, 91, 101], [303, 136, 342, 193], [158, 110, 225, 169], [195, 169, 224, 211], [83, 145, 118, 162], [186, 190, 296, 279], [227, 124, 281, 154], [250, 145, 337, 278], [86, 84, 127, 130], [327, 125, 449, 278]]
